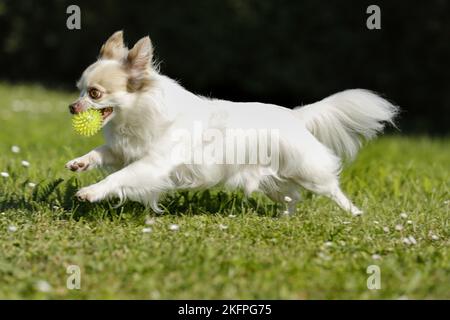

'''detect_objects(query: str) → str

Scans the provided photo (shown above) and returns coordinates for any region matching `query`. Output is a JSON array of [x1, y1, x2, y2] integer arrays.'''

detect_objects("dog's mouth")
[[99, 107, 114, 121]]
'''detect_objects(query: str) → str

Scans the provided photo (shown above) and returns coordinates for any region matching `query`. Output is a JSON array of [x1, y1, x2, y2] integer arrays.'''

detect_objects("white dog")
[[66, 31, 398, 215]]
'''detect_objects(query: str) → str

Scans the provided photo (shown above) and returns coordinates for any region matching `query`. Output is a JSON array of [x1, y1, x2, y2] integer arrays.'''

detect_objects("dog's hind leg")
[[299, 178, 363, 216]]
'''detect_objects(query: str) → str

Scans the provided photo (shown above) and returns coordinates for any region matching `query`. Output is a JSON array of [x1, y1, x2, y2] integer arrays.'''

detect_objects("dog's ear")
[[99, 30, 127, 60], [126, 36, 153, 73], [125, 36, 153, 91]]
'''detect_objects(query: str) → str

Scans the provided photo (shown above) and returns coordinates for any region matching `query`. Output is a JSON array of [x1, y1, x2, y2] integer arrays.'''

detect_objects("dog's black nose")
[[69, 103, 77, 114]]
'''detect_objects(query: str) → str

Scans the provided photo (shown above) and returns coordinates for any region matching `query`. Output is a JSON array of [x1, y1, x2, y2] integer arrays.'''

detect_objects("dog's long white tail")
[[294, 89, 399, 160]]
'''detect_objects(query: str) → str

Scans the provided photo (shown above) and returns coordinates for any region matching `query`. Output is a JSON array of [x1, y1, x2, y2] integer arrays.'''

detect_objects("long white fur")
[[68, 37, 399, 216]]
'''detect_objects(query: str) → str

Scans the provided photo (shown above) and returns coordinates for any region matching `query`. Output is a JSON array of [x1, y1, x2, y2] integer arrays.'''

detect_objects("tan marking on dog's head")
[[77, 60, 128, 96], [77, 32, 155, 96], [85, 61, 128, 93]]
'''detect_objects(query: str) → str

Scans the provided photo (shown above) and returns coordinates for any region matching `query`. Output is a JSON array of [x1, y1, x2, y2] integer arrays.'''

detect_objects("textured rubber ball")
[[72, 109, 103, 137]]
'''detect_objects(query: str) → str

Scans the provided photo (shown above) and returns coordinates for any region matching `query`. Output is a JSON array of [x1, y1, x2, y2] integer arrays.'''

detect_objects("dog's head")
[[69, 31, 154, 126]]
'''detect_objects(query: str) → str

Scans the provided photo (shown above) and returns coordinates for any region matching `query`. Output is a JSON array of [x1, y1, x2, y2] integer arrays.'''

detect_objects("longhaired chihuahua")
[[66, 31, 398, 215]]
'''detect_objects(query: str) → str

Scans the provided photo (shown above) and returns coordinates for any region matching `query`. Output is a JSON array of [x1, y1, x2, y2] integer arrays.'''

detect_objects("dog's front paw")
[[65, 158, 90, 172], [76, 185, 105, 203]]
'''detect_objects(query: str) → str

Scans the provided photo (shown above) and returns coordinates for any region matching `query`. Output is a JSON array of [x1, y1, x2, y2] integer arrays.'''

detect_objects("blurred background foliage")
[[0, 0, 448, 134]]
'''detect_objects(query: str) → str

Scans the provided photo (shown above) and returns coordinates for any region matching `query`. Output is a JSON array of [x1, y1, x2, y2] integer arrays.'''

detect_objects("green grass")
[[0, 83, 449, 299]]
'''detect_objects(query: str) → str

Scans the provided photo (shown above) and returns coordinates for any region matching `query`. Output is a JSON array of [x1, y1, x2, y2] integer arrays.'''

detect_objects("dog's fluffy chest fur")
[[105, 125, 149, 165]]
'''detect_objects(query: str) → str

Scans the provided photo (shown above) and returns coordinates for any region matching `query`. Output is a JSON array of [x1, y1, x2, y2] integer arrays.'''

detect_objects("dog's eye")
[[88, 88, 102, 100]]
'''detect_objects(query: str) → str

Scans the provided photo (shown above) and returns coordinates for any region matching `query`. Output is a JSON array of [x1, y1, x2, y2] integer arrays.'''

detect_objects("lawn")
[[0, 83, 448, 299]]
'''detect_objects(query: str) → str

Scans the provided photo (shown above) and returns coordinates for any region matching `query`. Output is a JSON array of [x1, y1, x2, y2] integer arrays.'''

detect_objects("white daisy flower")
[[11, 145, 20, 153], [400, 212, 408, 219], [145, 217, 156, 225], [317, 252, 331, 261], [218, 224, 228, 230], [21, 160, 30, 167], [1, 172, 9, 178], [283, 196, 292, 203], [8, 225, 17, 232], [142, 227, 152, 233], [150, 290, 161, 299], [402, 237, 411, 245], [324, 241, 333, 247], [35, 280, 52, 293], [228, 214, 236, 218], [169, 224, 179, 231], [383, 226, 390, 233], [371, 254, 381, 260], [430, 234, 439, 241], [28, 182, 36, 188], [408, 236, 417, 245], [406, 220, 413, 225], [395, 224, 403, 231]]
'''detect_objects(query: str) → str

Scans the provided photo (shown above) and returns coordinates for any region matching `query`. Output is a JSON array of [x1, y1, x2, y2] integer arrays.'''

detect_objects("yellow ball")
[[72, 109, 103, 137]]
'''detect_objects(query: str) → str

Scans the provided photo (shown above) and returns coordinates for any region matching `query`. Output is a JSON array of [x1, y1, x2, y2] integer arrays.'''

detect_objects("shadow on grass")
[[0, 177, 279, 221]]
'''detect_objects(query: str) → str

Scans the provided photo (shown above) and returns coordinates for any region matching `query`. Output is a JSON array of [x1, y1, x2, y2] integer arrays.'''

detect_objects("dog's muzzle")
[[69, 101, 84, 114]]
